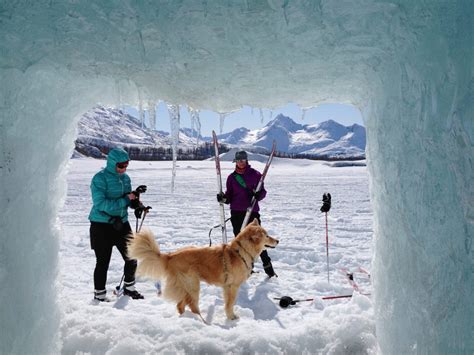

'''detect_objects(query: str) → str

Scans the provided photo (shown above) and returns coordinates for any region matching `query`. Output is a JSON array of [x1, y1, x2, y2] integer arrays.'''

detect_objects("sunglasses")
[[116, 162, 129, 169]]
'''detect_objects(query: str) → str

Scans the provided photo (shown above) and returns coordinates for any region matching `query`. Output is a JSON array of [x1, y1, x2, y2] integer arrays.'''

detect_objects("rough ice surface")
[[0, 1, 472, 354]]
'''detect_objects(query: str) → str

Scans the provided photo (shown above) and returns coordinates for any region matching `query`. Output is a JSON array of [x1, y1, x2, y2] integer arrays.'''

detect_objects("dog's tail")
[[127, 228, 167, 280]]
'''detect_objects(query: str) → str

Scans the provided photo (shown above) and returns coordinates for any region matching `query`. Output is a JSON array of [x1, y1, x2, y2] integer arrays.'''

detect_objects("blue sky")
[[128, 102, 363, 137]]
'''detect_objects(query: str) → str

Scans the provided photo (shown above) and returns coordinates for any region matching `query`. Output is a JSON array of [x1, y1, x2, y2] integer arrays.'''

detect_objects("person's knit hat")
[[233, 150, 248, 162]]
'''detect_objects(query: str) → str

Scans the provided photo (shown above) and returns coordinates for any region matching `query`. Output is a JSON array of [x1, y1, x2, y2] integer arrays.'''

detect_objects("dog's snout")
[[268, 235, 279, 244]]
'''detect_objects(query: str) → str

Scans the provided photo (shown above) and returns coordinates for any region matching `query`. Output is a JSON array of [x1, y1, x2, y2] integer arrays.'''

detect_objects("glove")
[[249, 189, 263, 201], [134, 204, 145, 219], [130, 199, 140, 209], [135, 185, 147, 194], [217, 193, 228, 204], [132, 185, 147, 199], [320, 193, 331, 213], [254, 190, 264, 201]]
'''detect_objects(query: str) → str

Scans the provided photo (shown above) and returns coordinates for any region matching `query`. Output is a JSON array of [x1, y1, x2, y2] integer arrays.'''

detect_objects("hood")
[[106, 148, 130, 174]]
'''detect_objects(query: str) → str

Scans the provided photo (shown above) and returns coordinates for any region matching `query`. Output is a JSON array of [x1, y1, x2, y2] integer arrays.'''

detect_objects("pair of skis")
[[212, 130, 276, 244]]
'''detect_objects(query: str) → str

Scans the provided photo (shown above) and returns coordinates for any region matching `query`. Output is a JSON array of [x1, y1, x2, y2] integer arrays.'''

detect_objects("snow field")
[[58, 158, 375, 354]]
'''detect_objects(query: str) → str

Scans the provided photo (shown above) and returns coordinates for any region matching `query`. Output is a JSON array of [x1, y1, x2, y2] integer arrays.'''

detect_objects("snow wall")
[[0, 1, 472, 353]]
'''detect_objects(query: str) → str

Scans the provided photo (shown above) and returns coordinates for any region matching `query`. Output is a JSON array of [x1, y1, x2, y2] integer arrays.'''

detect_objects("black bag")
[[109, 216, 124, 231]]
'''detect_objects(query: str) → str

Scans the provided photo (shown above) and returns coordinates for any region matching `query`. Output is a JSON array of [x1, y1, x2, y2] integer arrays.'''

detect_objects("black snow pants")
[[90, 221, 137, 291]]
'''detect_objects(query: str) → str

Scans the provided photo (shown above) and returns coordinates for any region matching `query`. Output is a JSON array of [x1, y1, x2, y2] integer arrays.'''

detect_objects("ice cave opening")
[[0, 1, 472, 354]]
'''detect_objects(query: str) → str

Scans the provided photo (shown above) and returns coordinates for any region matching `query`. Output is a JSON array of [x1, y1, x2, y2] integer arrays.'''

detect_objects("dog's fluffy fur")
[[127, 219, 279, 320]]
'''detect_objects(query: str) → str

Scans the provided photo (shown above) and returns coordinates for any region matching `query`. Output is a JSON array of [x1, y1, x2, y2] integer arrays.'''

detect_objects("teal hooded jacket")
[[88, 148, 132, 223]]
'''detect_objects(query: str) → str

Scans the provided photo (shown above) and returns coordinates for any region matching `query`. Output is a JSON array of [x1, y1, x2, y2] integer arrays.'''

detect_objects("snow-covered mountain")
[[216, 114, 366, 159], [75, 107, 365, 160], [74, 106, 203, 159]]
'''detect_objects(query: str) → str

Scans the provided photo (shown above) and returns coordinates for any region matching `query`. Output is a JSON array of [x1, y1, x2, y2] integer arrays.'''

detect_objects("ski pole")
[[322, 294, 352, 300], [325, 211, 329, 283], [322, 293, 371, 300], [320, 193, 331, 283], [114, 274, 125, 296], [274, 296, 314, 308], [138, 206, 152, 232]]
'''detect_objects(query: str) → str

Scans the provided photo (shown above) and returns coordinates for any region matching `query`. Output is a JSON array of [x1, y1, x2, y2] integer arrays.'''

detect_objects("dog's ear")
[[251, 219, 260, 226]]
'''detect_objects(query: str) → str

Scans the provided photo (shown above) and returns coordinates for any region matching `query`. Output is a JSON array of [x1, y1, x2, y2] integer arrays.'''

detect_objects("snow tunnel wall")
[[0, 1, 472, 353]]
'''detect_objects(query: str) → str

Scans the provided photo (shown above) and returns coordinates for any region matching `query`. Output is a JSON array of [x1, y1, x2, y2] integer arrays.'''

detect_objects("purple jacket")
[[224, 165, 267, 212]]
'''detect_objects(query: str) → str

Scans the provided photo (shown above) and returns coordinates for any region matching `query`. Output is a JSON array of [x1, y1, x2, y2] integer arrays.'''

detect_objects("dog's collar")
[[235, 241, 254, 274]]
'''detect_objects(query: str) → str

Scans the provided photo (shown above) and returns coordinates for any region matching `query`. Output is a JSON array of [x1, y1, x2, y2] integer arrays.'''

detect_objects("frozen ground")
[[58, 157, 375, 354]]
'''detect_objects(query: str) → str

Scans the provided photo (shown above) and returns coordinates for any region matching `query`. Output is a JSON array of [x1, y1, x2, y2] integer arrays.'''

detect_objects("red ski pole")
[[325, 211, 329, 283], [320, 193, 331, 283]]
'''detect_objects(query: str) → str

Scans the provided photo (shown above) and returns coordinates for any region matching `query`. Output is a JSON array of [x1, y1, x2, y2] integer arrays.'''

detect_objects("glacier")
[[0, 1, 472, 354]]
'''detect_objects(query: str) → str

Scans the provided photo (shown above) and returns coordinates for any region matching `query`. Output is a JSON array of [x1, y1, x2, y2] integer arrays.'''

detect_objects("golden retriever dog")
[[127, 219, 279, 320]]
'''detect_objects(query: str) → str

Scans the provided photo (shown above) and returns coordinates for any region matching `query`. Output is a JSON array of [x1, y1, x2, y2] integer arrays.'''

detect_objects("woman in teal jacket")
[[89, 148, 143, 301]]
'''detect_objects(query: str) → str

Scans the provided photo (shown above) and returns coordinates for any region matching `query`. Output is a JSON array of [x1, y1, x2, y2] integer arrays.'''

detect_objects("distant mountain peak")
[[316, 119, 344, 129], [266, 114, 303, 132], [217, 115, 365, 159]]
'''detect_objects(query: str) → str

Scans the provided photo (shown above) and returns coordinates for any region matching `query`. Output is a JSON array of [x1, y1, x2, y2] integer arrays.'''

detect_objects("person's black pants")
[[230, 211, 272, 266], [90, 221, 137, 291]]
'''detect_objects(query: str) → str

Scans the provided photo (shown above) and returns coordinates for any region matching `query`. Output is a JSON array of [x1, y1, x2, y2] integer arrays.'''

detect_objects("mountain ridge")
[[215, 113, 365, 158], [74, 107, 365, 160]]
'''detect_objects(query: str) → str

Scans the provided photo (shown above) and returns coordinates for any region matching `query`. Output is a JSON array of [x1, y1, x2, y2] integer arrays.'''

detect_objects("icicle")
[[269, 110, 273, 120], [189, 107, 196, 142], [167, 104, 180, 192], [259, 108, 264, 124], [195, 112, 202, 146], [219, 112, 227, 134], [148, 101, 157, 130], [189, 107, 201, 147], [301, 107, 308, 121], [138, 91, 145, 128], [251, 107, 254, 116]]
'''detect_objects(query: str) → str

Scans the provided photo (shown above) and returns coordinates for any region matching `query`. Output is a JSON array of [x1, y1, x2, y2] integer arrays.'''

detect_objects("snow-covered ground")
[[58, 157, 375, 354]]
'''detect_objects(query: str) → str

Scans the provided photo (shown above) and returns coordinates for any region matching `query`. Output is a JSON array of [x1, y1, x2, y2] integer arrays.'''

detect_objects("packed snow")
[[58, 157, 375, 354]]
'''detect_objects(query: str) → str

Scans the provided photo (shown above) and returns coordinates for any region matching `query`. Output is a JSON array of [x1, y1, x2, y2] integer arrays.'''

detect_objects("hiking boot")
[[94, 289, 111, 302], [94, 296, 112, 302], [123, 288, 144, 299], [263, 262, 277, 278]]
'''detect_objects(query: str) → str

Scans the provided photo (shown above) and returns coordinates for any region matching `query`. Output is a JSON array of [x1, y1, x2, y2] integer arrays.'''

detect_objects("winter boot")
[[123, 286, 144, 299], [94, 289, 111, 302], [263, 262, 277, 278]]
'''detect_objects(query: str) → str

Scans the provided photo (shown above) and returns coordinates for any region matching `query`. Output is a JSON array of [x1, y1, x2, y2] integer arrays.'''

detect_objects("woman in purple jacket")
[[217, 150, 277, 278]]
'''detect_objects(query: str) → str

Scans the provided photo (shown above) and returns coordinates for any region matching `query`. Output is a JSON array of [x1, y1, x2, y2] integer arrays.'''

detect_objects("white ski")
[[241, 140, 277, 230], [212, 130, 228, 244]]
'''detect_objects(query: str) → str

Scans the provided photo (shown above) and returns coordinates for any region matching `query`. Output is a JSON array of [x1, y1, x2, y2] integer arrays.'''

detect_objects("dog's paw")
[[227, 313, 239, 320]]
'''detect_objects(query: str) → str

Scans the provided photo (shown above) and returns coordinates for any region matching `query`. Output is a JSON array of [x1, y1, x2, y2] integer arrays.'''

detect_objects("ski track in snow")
[[58, 158, 376, 354]]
